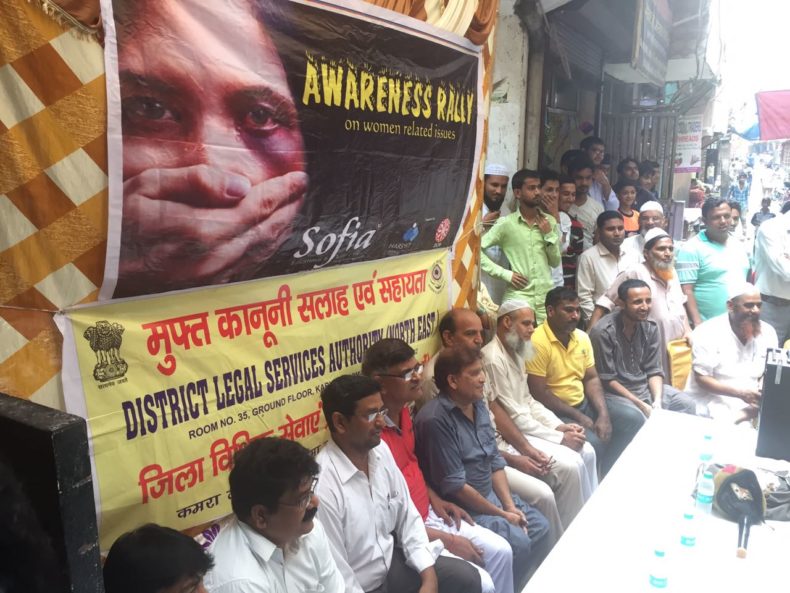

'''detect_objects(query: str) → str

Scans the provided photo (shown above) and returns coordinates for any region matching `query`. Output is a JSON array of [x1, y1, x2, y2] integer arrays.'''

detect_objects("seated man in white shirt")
[[204, 438, 344, 593], [316, 375, 482, 593], [104, 523, 213, 593], [685, 283, 778, 423], [482, 300, 598, 530]]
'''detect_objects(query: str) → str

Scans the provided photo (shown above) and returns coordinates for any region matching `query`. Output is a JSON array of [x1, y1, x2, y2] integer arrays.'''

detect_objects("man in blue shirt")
[[414, 347, 551, 590], [728, 173, 750, 213]]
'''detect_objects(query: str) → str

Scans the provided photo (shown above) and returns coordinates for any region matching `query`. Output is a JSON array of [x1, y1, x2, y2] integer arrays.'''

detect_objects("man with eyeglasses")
[[316, 375, 482, 593], [363, 338, 514, 593], [204, 437, 343, 593]]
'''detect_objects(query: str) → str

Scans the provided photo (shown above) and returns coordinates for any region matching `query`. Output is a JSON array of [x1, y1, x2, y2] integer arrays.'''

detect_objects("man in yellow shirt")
[[526, 287, 645, 476]]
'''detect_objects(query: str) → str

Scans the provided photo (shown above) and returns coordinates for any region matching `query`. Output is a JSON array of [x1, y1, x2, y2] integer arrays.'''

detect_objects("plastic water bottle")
[[680, 512, 696, 547], [695, 471, 715, 516], [649, 549, 668, 589], [696, 434, 713, 483], [699, 434, 713, 464]]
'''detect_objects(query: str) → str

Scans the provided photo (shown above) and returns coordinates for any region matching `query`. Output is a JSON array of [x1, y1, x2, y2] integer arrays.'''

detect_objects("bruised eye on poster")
[[100, 0, 481, 299]]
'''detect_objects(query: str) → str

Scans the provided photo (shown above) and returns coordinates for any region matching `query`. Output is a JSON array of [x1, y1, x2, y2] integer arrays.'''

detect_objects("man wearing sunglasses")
[[363, 338, 513, 593], [316, 375, 482, 593], [204, 437, 343, 592]]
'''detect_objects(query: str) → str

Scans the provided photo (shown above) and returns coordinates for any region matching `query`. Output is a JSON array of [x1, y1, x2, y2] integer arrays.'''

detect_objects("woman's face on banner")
[[118, 0, 304, 185]]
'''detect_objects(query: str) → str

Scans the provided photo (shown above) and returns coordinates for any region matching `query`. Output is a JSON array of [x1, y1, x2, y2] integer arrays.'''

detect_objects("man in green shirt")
[[481, 169, 561, 322]]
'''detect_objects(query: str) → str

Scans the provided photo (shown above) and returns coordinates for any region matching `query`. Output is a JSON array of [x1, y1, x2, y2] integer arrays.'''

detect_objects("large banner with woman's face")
[[100, 0, 482, 299]]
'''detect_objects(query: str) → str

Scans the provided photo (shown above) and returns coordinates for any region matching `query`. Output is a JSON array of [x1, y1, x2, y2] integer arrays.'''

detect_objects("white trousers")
[[503, 437, 598, 541], [426, 506, 512, 593], [503, 465, 563, 546], [529, 437, 598, 527]]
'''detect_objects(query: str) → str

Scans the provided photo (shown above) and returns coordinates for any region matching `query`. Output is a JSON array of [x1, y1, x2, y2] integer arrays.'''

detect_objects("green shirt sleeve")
[[480, 218, 514, 283]]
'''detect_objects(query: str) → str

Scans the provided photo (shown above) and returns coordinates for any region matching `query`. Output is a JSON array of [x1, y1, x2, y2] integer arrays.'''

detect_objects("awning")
[[755, 91, 790, 141]]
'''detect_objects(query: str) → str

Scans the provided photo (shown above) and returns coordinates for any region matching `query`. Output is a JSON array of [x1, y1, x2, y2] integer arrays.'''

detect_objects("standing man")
[[317, 375, 482, 593], [481, 163, 511, 304], [480, 169, 561, 323], [728, 173, 751, 214], [685, 284, 778, 422], [482, 300, 598, 528], [588, 228, 691, 382], [635, 162, 658, 210], [204, 438, 344, 593], [616, 158, 640, 183], [576, 211, 639, 324], [580, 136, 617, 210], [751, 198, 776, 229], [414, 348, 551, 591], [538, 169, 565, 288], [588, 279, 696, 418], [754, 207, 790, 344], [527, 287, 646, 476], [622, 201, 666, 259], [567, 156, 604, 252], [676, 199, 750, 326], [558, 176, 585, 290], [362, 338, 512, 593]]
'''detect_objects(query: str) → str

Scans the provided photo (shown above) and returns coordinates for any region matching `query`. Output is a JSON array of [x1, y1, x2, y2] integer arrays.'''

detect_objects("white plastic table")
[[522, 410, 790, 592]]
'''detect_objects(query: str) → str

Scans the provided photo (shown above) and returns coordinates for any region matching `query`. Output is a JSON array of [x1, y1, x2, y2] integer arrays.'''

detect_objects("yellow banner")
[[63, 250, 448, 549]]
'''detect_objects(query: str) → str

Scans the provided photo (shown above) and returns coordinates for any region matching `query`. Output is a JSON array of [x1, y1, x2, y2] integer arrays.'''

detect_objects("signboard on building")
[[631, 0, 672, 87], [674, 115, 703, 173]]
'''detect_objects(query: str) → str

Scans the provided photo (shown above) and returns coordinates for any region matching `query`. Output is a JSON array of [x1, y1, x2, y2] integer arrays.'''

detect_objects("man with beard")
[[481, 164, 511, 304], [527, 287, 645, 476], [567, 157, 604, 251], [481, 169, 561, 322], [482, 300, 597, 529], [588, 229, 692, 382], [414, 348, 551, 590], [622, 201, 666, 260], [589, 280, 696, 419], [577, 211, 639, 324], [362, 339, 511, 593], [419, 309, 565, 545], [676, 199, 751, 325], [316, 375, 481, 593], [685, 283, 778, 423], [204, 438, 343, 593]]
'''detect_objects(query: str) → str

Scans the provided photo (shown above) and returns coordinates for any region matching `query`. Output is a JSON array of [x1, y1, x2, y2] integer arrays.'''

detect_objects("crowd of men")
[[100, 136, 789, 593]]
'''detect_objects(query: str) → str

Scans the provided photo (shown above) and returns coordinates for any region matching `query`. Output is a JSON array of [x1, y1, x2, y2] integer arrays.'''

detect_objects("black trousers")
[[366, 546, 482, 593]]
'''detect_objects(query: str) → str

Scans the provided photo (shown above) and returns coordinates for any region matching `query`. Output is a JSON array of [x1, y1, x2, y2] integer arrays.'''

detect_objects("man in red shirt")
[[362, 338, 514, 593]]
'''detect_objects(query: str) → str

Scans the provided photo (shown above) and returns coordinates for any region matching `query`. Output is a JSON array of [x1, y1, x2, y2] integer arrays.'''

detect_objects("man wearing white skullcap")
[[481, 163, 511, 304], [622, 201, 666, 259], [684, 282, 778, 423], [482, 300, 597, 531]]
